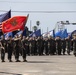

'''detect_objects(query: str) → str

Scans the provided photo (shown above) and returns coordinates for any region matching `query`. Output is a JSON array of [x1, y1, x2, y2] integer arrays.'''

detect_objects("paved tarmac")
[[0, 53, 76, 75]]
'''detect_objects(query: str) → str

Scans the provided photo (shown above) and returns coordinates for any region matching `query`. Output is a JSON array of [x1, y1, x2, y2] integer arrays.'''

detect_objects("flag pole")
[[26, 14, 29, 24], [30, 20, 32, 31], [24, 14, 29, 27], [22, 14, 29, 36]]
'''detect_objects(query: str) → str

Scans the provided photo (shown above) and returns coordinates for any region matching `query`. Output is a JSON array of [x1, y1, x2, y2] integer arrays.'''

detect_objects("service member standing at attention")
[[22, 36, 27, 62], [48, 36, 53, 55], [31, 37, 36, 55], [72, 34, 76, 57], [37, 37, 44, 55], [7, 36, 14, 62], [62, 38, 66, 55], [0, 41, 5, 62], [0, 35, 6, 62], [52, 37, 56, 55], [40, 36, 44, 55], [44, 37, 49, 55], [56, 36, 62, 55], [14, 34, 21, 62], [66, 35, 71, 55]]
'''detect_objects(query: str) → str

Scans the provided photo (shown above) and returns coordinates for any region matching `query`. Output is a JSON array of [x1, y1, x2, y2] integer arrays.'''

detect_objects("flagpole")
[[30, 20, 32, 31], [25, 14, 29, 25]]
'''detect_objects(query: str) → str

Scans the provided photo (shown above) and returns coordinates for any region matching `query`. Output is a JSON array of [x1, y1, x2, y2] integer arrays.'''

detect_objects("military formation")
[[0, 34, 76, 62]]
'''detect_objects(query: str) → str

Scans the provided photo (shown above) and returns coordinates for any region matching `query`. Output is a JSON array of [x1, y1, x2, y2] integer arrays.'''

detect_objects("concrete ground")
[[0, 53, 76, 75]]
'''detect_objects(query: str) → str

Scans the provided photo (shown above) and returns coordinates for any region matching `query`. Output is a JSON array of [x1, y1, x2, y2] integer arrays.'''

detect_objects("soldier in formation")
[[0, 34, 76, 62], [72, 34, 76, 57]]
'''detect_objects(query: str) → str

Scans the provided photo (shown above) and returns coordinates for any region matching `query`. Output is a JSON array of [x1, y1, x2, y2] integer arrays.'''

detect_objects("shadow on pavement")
[[0, 72, 22, 75], [27, 61, 57, 63]]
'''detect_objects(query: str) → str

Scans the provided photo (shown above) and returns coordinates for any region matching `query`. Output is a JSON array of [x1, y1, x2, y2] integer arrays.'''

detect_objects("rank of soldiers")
[[0, 34, 76, 62]]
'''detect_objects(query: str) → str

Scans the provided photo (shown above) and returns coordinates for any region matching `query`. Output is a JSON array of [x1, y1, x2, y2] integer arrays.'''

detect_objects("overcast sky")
[[0, 0, 76, 33]]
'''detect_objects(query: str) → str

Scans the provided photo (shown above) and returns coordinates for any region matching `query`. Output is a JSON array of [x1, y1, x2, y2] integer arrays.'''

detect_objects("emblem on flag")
[[10, 18, 18, 26]]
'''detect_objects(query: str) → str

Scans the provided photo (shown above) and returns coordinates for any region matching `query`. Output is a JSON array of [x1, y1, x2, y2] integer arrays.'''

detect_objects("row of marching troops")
[[0, 34, 76, 62]]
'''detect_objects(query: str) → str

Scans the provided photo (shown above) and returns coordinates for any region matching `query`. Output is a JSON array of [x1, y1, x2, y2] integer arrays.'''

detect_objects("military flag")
[[2, 15, 29, 33]]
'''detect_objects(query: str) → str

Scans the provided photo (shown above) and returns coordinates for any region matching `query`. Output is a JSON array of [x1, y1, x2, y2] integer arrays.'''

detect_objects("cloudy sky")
[[0, 0, 76, 33]]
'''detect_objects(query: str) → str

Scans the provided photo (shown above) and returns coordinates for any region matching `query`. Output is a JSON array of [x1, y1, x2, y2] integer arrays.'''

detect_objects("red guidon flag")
[[2, 15, 29, 33]]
